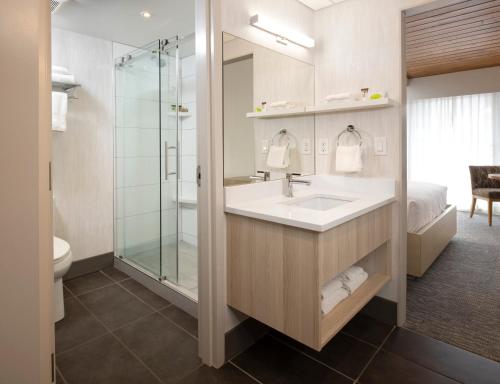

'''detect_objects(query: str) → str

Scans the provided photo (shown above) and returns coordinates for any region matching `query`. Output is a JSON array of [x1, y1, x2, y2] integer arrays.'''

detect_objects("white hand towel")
[[321, 288, 349, 315], [267, 144, 290, 169], [343, 271, 368, 295], [321, 277, 343, 300], [326, 92, 351, 102], [52, 91, 68, 132], [336, 145, 363, 173], [52, 65, 69, 75], [52, 73, 76, 84]]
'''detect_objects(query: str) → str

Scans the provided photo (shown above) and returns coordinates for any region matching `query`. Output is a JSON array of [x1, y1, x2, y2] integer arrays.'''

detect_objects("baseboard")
[[64, 252, 114, 280], [360, 296, 398, 326], [225, 317, 269, 361]]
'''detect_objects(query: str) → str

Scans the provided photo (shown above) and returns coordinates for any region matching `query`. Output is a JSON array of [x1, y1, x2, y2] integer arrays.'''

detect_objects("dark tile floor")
[[57, 268, 500, 384]]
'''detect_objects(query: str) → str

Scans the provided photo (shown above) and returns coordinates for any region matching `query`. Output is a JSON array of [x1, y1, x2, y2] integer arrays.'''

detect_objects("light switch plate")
[[301, 139, 312, 155], [374, 137, 387, 156], [261, 139, 269, 154], [318, 138, 329, 155]]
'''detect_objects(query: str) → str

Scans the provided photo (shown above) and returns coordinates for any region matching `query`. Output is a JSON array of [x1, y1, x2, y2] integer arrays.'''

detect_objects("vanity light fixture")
[[249, 14, 315, 49], [140, 10, 152, 18]]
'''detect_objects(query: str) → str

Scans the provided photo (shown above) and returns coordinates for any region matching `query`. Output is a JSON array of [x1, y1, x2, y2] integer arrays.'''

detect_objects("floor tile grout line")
[[116, 278, 174, 314], [56, 331, 111, 357], [228, 361, 265, 384], [55, 366, 69, 384], [68, 291, 166, 384], [99, 268, 132, 283], [156, 306, 199, 341], [340, 330, 387, 349], [65, 280, 117, 298], [355, 326, 396, 382], [269, 334, 355, 382]]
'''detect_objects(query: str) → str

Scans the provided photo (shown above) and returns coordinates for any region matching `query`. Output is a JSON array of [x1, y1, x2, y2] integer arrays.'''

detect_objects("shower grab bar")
[[165, 142, 177, 181]]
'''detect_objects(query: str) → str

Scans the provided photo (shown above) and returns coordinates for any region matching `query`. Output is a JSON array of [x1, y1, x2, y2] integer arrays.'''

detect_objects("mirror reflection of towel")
[[267, 144, 290, 169], [336, 145, 362, 173], [52, 91, 68, 132]]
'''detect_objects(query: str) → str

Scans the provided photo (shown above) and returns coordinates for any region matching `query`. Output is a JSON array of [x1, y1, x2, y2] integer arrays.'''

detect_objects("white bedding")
[[407, 181, 448, 233]]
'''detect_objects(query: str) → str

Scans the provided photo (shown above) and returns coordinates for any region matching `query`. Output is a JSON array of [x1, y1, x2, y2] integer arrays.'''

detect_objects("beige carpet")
[[405, 211, 500, 362]]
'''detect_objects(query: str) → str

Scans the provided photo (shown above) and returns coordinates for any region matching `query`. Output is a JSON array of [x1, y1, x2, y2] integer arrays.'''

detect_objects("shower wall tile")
[[180, 155, 197, 182], [181, 76, 196, 104], [115, 128, 159, 158], [181, 129, 197, 156], [115, 185, 161, 219], [181, 207, 197, 237], [52, 28, 114, 261], [116, 157, 159, 188], [182, 56, 196, 78]]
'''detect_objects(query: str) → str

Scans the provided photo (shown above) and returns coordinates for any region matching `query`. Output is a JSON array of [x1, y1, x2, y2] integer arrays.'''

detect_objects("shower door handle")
[[164, 142, 177, 181]]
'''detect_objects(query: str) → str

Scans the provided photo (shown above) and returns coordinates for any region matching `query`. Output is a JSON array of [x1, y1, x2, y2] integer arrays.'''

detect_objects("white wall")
[[407, 66, 500, 101], [52, 28, 114, 262], [221, 0, 315, 64]]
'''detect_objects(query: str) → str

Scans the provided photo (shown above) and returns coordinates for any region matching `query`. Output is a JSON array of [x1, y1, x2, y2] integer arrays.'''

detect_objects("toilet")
[[53, 236, 73, 322]]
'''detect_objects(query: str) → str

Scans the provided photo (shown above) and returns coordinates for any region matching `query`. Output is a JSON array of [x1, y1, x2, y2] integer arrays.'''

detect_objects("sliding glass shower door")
[[114, 39, 178, 283]]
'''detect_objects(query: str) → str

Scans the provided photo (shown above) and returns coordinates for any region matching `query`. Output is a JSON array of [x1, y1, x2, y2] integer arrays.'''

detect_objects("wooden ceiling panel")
[[406, 0, 500, 77]]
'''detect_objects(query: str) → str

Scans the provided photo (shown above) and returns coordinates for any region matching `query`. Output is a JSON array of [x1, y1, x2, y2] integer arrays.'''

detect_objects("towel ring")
[[272, 129, 293, 147], [337, 125, 362, 147]]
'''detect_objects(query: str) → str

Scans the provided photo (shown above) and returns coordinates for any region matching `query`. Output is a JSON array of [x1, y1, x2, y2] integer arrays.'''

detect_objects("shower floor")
[[126, 241, 198, 298]]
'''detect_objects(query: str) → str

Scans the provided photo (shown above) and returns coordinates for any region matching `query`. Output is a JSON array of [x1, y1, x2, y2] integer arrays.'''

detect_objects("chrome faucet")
[[285, 173, 311, 198], [249, 170, 271, 182]]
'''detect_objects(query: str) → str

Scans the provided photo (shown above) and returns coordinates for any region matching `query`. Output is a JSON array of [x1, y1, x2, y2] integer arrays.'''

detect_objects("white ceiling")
[[296, 0, 345, 11], [52, 0, 195, 47]]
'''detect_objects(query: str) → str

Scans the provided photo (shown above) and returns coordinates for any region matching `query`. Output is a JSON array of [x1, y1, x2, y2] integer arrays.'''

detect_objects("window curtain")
[[407, 92, 500, 211]]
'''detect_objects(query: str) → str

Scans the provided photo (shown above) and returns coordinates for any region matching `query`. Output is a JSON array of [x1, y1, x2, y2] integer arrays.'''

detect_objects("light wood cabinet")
[[227, 204, 392, 350]]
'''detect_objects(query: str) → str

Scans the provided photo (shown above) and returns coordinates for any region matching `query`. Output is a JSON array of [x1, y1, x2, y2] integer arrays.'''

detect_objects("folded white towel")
[[267, 144, 290, 169], [321, 277, 343, 300], [52, 73, 76, 84], [52, 65, 69, 75], [343, 271, 368, 295], [321, 288, 349, 315], [52, 91, 68, 132], [336, 145, 363, 173], [326, 92, 351, 102]]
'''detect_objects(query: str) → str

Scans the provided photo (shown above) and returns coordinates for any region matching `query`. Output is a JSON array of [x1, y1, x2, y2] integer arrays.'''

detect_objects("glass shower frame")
[[114, 38, 181, 286]]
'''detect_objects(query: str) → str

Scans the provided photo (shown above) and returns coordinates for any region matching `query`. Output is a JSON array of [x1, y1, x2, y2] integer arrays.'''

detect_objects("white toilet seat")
[[54, 236, 71, 264]]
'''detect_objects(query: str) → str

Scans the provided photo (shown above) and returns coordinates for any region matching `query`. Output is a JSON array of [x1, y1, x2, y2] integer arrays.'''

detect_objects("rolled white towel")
[[52, 65, 69, 75], [326, 92, 351, 102], [321, 277, 343, 300], [343, 271, 368, 295], [341, 266, 365, 281], [321, 288, 349, 315], [52, 73, 76, 84], [266, 144, 290, 169]]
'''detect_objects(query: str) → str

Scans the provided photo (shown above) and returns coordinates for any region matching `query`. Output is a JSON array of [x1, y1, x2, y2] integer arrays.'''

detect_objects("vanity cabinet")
[[227, 204, 392, 351]]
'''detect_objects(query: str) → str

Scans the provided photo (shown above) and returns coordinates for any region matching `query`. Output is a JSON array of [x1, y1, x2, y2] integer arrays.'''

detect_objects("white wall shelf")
[[246, 98, 393, 119]]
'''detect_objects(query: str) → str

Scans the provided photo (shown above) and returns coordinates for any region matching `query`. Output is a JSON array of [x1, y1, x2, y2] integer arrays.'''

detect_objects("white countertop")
[[224, 175, 396, 232]]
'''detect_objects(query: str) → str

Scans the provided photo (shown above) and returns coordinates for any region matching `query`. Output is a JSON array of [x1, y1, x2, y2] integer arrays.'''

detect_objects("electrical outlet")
[[374, 137, 387, 156], [301, 139, 311, 155], [261, 139, 269, 154], [318, 138, 329, 155]]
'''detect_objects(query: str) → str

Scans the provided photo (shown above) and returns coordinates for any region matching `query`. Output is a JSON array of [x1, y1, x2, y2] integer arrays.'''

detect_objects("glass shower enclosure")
[[114, 36, 197, 298]]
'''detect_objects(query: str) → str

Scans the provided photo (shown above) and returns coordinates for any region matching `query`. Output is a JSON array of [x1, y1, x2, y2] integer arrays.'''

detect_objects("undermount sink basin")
[[284, 195, 354, 211]]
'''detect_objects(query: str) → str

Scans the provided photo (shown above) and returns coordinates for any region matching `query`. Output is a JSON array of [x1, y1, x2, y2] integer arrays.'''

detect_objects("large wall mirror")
[[223, 32, 315, 186]]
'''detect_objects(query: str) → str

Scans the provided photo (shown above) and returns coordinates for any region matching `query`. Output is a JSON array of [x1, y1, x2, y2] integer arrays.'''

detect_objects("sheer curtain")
[[407, 92, 500, 211]]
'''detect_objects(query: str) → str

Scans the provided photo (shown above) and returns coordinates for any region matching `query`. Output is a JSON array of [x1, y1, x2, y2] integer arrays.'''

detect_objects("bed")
[[407, 182, 457, 277]]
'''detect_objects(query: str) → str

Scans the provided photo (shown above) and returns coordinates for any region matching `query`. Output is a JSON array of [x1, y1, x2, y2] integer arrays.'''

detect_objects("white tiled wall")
[[179, 55, 198, 247]]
